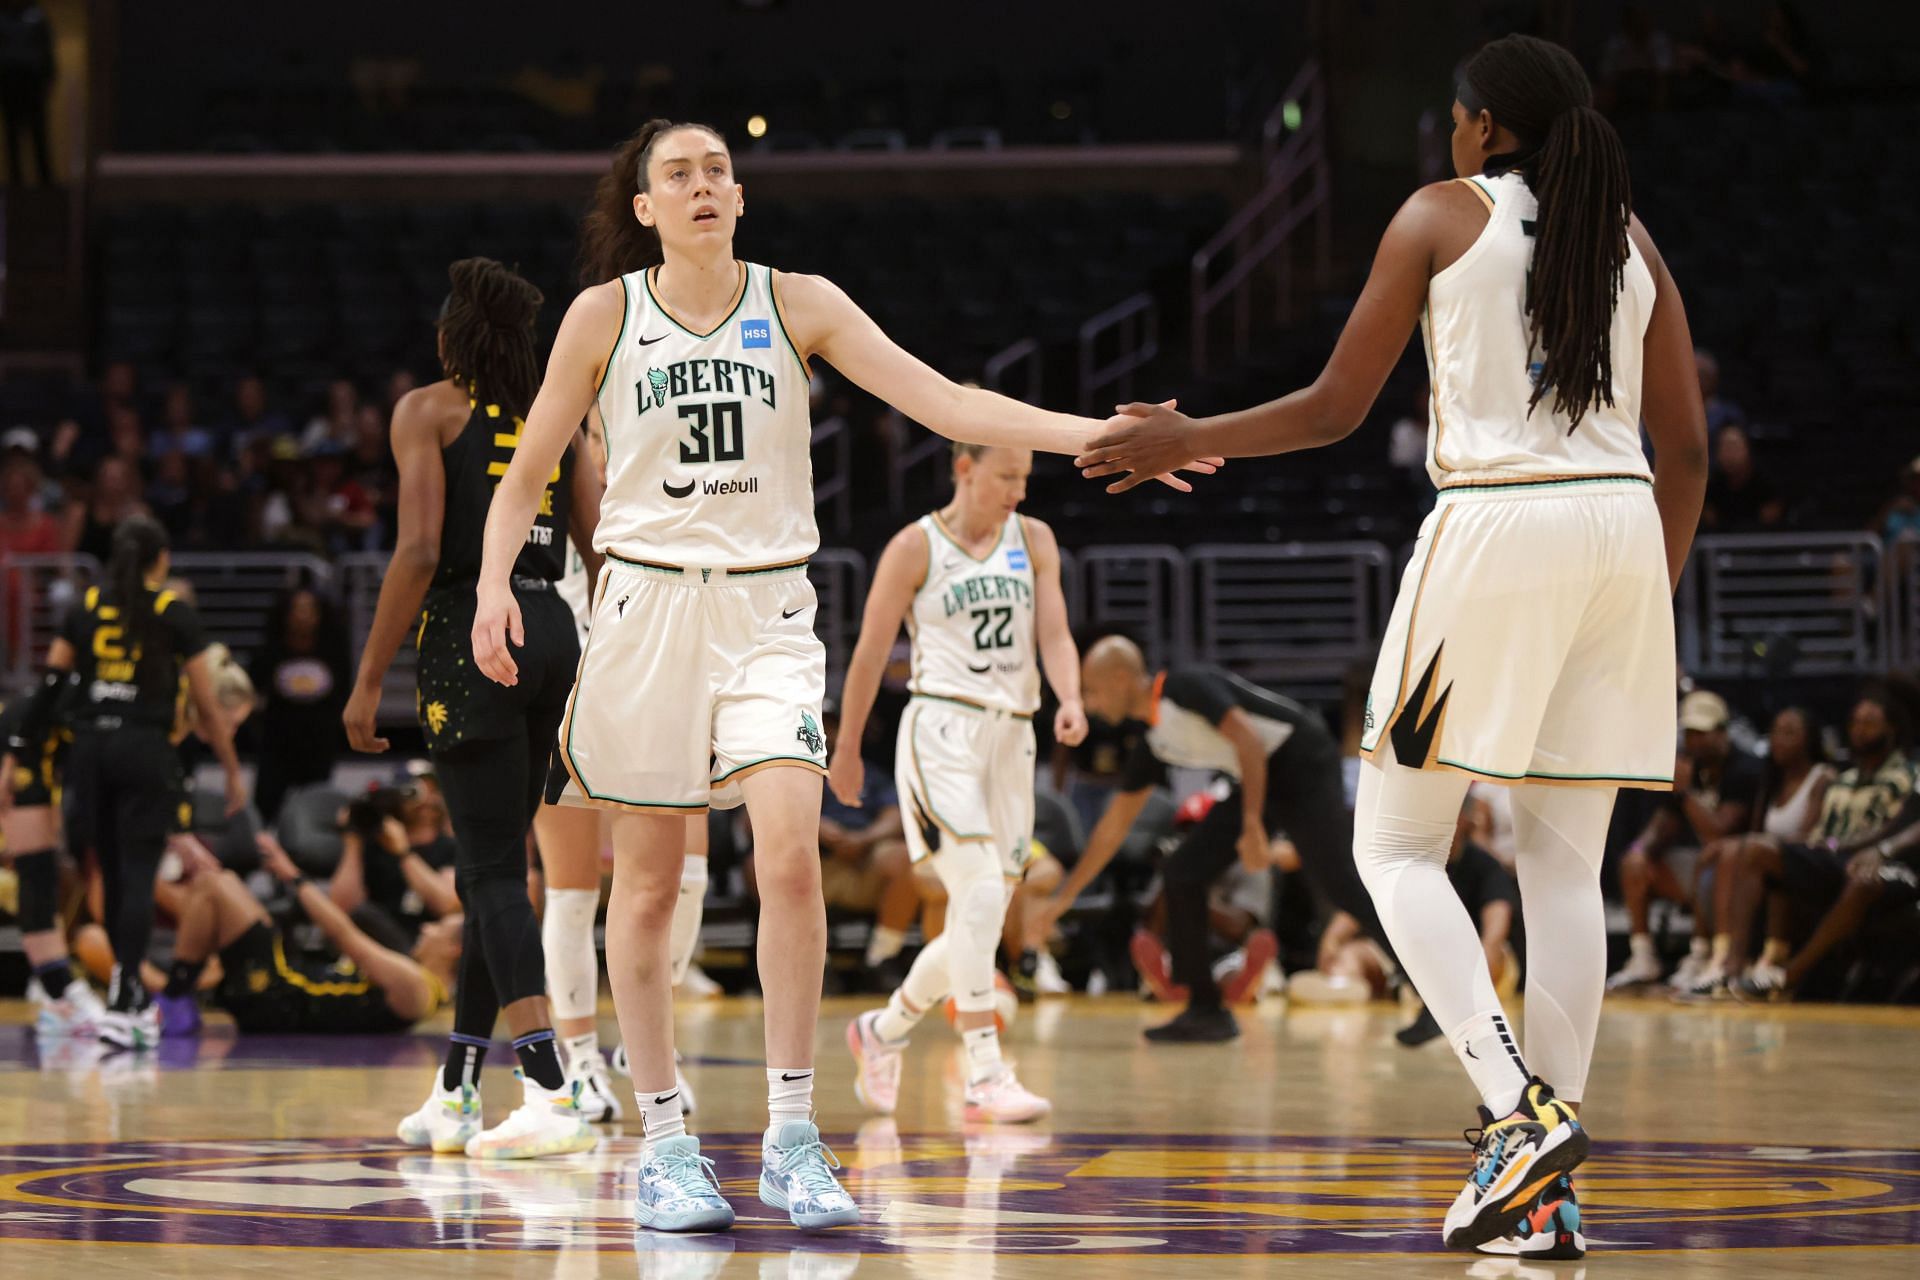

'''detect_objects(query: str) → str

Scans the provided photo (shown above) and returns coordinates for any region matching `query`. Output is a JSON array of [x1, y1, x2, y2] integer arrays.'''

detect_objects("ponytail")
[[578, 118, 728, 286], [1459, 35, 1632, 427], [104, 514, 168, 654], [439, 257, 544, 416]]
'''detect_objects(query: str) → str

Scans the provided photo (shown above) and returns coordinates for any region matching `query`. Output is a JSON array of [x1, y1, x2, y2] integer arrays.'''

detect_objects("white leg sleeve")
[[1510, 783, 1615, 1104], [669, 854, 708, 987], [935, 839, 1010, 1015], [542, 887, 602, 1021], [1355, 756, 1529, 1114]]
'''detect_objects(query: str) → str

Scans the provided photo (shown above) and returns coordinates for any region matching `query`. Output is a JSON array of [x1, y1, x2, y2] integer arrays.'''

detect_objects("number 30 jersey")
[[594, 262, 818, 568], [905, 512, 1040, 716]]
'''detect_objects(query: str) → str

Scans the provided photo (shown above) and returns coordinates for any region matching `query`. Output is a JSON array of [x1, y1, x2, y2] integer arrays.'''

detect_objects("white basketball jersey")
[[1422, 170, 1655, 486], [905, 512, 1041, 715], [557, 543, 592, 646], [594, 262, 817, 567]]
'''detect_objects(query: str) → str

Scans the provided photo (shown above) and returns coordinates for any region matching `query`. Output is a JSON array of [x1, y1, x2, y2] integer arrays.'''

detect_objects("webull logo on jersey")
[[740, 318, 772, 349], [640, 360, 778, 413], [661, 475, 762, 499], [939, 574, 1033, 617]]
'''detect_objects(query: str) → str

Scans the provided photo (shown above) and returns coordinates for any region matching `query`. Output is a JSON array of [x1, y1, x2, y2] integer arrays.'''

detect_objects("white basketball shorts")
[[1359, 477, 1676, 790], [894, 695, 1037, 876], [552, 554, 826, 813]]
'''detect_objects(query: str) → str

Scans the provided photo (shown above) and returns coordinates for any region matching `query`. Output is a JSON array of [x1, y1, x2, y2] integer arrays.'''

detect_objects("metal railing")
[[1077, 291, 1159, 413], [1190, 542, 1392, 693], [1896, 534, 1920, 669], [0, 553, 98, 686], [811, 416, 853, 536], [1678, 532, 1891, 678], [170, 552, 334, 662], [1191, 59, 1331, 375], [1073, 545, 1191, 669], [336, 551, 415, 723], [983, 337, 1043, 404]]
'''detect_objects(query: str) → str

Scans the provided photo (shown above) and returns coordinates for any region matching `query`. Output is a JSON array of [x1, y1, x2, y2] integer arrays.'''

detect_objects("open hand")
[[472, 581, 524, 687], [827, 749, 865, 809], [343, 681, 388, 754], [1078, 401, 1220, 493]]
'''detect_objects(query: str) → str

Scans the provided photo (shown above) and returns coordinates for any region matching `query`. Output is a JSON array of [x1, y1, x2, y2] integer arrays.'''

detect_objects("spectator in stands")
[[174, 454, 249, 550], [307, 441, 378, 553], [0, 434, 59, 663], [146, 449, 192, 538], [347, 403, 398, 547], [1731, 1, 1818, 102], [250, 584, 351, 821], [1717, 692, 1915, 997], [1874, 455, 1920, 547], [156, 383, 215, 459], [1598, 4, 1674, 113], [62, 455, 145, 562], [256, 437, 321, 549], [382, 368, 417, 414], [1701, 423, 1784, 531], [301, 378, 360, 454], [1609, 689, 1762, 989], [1694, 348, 1744, 433], [224, 373, 293, 449], [104, 404, 145, 473], [1681, 706, 1833, 994]]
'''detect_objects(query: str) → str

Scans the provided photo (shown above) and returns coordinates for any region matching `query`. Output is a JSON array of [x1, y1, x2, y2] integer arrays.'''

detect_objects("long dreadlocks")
[[438, 257, 544, 417]]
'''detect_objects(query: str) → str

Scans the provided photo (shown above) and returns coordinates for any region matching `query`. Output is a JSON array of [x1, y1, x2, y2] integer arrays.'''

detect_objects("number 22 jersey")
[[593, 262, 817, 568], [905, 511, 1040, 716]]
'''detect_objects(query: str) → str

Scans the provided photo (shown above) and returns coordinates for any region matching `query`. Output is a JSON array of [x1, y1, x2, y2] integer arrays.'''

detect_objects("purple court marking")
[[1, 1132, 1917, 1254]]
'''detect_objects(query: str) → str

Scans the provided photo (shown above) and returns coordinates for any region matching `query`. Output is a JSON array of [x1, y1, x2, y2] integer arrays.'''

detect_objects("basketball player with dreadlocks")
[[474, 118, 1211, 1233], [10, 514, 246, 1050], [1076, 35, 1708, 1258], [344, 257, 605, 1160]]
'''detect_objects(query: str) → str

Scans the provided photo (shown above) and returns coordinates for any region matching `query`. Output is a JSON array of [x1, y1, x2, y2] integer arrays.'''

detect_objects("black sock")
[[443, 1033, 490, 1092], [108, 966, 146, 1013], [513, 1029, 566, 1090], [32, 959, 73, 1000], [164, 958, 206, 999]]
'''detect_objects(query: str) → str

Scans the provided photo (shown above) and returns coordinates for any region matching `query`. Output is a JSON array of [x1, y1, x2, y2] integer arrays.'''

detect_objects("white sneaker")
[[679, 963, 723, 998], [397, 1077, 483, 1153], [1734, 960, 1789, 1001], [612, 1044, 697, 1116], [569, 1049, 623, 1124], [97, 1004, 160, 1052], [1667, 950, 1710, 991], [846, 1010, 904, 1115], [1606, 947, 1664, 991], [1676, 960, 1728, 1001], [1032, 951, 1072, 995], [963, 1067, 1051, 1124], [464, 1072, 598, 1160], [35, 984, 106, 1039]]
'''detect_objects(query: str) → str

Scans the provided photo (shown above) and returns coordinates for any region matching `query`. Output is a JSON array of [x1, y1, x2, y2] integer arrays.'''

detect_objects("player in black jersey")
[[8, 515, 244, 1050], [344, 257, 604, 1159]]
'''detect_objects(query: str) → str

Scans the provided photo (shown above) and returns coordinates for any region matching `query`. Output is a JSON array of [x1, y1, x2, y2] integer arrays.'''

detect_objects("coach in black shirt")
[[1032, 636, 1386, 1042]]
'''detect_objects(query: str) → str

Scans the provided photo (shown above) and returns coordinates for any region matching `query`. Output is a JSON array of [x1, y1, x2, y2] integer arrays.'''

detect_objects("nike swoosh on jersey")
[[637, 333, 668, 346], [1390, 643, 1454, 770]]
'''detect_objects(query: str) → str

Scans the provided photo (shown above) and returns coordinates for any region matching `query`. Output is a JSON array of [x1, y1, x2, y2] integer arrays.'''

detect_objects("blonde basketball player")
[[833, 442, 1086, 1125], [474, 118, 1212, 1233], [1076, 36, 1707, 1259]]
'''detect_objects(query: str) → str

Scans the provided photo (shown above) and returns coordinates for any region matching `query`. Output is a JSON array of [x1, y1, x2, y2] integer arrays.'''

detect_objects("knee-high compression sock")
[[669, 855, 707, 986], [938, 842, 1013, 1085], [439, 740, 549, 1007], [443, 912, 501, 1091], [1511, 783, 1616, 1105], [513, 1028, 566, 1091], [1354, 758, 1528, 1116], [15, 850, 71, 998]]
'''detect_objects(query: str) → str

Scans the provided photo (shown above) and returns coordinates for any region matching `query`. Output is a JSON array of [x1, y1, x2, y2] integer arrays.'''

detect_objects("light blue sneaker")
[[758, 1121, 861, 1230], [633, 1135, 736, 1233]]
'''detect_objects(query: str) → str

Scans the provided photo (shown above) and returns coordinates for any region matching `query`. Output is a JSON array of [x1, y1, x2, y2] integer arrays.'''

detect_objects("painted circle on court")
[[2, 1132, 1917, 1254]]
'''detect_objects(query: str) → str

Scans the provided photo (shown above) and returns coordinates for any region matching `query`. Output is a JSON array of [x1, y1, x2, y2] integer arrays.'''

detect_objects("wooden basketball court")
[[3, 994, 1917, 1277]]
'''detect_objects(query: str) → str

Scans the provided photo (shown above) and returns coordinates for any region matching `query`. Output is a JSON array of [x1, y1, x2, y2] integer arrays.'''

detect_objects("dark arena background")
[[2, 1, 1919, 1276]]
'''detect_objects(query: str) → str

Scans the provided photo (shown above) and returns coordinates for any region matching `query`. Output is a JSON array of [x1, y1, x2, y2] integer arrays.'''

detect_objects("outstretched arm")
[[1027, 786, 1154, 945], [776, 272, 1216, 490]]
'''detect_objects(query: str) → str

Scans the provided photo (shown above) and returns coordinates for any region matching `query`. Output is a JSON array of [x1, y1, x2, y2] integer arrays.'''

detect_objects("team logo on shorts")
[[422, 700, 449, 736], [796, 711, 825, 756], [740, 318, 772, 349], [646, 367, 669, 408]]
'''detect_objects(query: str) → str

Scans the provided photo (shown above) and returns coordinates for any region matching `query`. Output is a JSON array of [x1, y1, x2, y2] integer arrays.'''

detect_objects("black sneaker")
[[1396, 1003, 1442, 1047], [1143, 1004, 1240, 1043]]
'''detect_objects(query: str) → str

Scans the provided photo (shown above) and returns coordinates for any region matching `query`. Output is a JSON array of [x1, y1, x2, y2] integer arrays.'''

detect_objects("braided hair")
[[578, 119, 729, 286], [1459, 35, 1632, 427], [437, 257, 544, 416]]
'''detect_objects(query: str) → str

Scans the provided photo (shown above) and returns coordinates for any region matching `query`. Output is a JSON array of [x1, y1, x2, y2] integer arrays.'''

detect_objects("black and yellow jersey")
[[61, 585, 211, 729], [0, 689, 73, 808], [432, 394, 573, 591]]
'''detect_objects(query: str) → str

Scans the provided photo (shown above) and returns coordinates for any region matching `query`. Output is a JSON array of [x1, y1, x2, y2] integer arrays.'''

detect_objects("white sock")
[[961, 1025, 1004, 1087], [1688, 935, 1710, 960], [766, 1067, 814, 1139], [563, 1030, 600, 1073], [541, 887, 601, 1020], [1629, 932, 1655, 957], [865, 925, 907, 967], [638, 1081, 686, 1149], [1449, 1009, 1529, 1117], [669, 856, 708, 986]]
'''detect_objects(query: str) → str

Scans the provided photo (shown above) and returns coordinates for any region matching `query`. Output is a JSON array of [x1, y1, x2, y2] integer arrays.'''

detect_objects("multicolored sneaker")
[[963, 1067, 1051, 1124], [1475, 1172, 1586, 1260], [396, 1077, 483, 1153], [1443, 1077, 1589, 1251], [97, 1004, 161, 1052], [846, 1010, 904, 1115], [759, 1121, 861, 1230], [34, 983, 105, 1039], [568, 1048, 623, 1124], [464, 1072, 598, 1160], [633, 1135, 736, 1233]]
